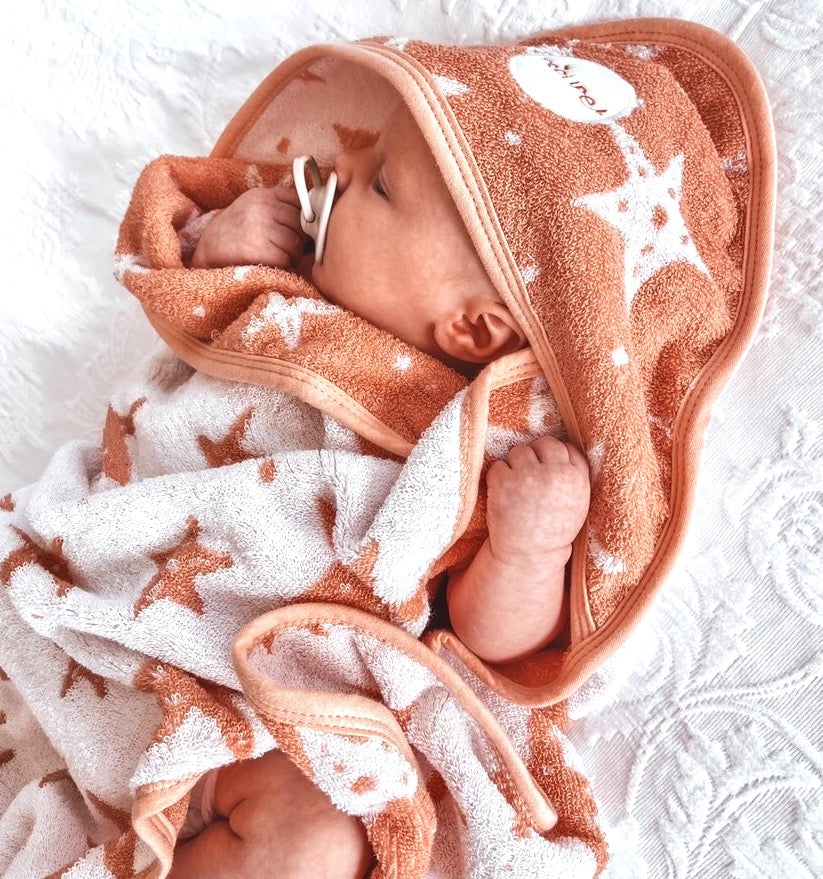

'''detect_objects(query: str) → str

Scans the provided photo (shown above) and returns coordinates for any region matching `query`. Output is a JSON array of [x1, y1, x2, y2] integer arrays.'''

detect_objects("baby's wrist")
[[182, 209, 223, 267], [485, 536, 572, 577]]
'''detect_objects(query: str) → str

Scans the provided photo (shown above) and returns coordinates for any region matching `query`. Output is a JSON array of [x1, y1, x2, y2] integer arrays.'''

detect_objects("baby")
[[168, 101, 590, 879]]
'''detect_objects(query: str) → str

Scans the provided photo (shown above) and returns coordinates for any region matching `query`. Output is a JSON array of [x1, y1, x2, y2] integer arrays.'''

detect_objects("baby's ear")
[[434, 300, 526, 364]]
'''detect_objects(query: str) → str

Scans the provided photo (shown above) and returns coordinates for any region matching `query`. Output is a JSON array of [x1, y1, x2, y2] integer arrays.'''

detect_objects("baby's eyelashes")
[[372, 175, 389, 199]]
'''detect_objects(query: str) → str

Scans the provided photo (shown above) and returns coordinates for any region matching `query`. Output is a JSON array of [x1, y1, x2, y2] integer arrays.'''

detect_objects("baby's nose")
[[333, 152, 353, 190]]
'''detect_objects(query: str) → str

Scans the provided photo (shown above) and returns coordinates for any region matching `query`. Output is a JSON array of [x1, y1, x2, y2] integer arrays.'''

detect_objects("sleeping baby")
[[0, 20, 764, 879], [167, 99, 590, 879]]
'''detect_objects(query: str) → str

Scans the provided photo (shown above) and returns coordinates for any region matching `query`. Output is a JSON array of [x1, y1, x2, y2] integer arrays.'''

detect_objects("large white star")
[[574, 123, 710, 308], [243, 292, 340, 349]]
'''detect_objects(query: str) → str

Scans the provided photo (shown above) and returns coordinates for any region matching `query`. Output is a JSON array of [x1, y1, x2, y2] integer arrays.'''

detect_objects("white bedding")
[[1, 1, 821, 876]]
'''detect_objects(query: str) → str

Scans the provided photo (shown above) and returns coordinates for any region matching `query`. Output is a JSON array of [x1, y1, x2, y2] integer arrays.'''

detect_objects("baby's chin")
[[308, 257, 324, 288], [309, 260, 337, 305]]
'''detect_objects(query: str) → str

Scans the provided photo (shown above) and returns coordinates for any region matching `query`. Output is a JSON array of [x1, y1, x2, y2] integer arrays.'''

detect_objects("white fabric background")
[[1, 1, 821, 876]]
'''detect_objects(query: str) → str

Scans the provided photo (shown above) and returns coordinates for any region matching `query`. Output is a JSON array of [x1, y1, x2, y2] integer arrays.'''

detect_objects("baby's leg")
[[168, 749, 373, 879]]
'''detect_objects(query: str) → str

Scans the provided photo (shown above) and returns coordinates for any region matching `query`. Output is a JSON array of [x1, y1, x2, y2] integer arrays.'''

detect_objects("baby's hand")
[[447, 436, 589, 661], [191, 185, 306, 269], [485, 436, 590, 566]]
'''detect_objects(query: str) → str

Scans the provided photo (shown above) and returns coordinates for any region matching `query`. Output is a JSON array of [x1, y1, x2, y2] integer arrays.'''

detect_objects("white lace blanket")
[[1, 2, 821, 877]]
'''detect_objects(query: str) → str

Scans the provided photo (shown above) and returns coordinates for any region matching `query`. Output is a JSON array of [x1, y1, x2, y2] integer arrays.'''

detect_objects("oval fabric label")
[[509, 53, 637, 124]]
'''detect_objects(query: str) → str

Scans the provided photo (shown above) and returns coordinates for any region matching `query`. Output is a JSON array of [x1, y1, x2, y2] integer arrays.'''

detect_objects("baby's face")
[[311, 103, 487, 357]]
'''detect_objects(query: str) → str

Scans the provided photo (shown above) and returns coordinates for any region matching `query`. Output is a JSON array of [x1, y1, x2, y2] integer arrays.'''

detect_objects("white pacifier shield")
[[509, 53, 637, 124], [293, 155, 337, 263]]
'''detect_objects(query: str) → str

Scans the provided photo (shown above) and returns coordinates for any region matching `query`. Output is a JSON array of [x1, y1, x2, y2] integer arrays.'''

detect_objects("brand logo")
[[509, 52, 637, 124]]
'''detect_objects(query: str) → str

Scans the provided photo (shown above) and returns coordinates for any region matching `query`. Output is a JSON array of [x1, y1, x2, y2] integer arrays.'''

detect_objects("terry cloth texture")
[[0, 17, 774, 879]]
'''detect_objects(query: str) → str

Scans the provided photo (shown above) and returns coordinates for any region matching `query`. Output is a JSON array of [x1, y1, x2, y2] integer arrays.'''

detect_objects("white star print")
[[588, 532, 626, 575], [484, 425, 534, 459], [612, 346, 629, 367], [433, 74, 469, 97], [520, 255, 540, 285], [574, 123, 710, 308], [243, 292, 340, 349], [649, 413, 673, 439], [721, 151, 748, 174], [527, 375, 559, 434], [113, 252, 150, 283], [587, 441, 604, 482], [624, 44, 662, 61], [245, 165, 263, 188], [394, 353, 412, 372], [385, 36, 410, 51], [523, 43, 575, 60]]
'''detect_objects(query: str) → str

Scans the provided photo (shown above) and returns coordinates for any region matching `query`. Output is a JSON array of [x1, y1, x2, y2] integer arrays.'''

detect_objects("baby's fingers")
[[242, 186, 302, 234], [262, 221, 303, 264], [527, 435, 572, 464], [502, 443, 539, 469], [533, 437, 589, 474], [273, 183, 302, 208], [270, 185, 304, 233], [503, 436, 577, 469]]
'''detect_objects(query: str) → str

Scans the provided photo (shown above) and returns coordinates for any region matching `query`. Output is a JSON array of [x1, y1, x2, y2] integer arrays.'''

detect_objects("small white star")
[[243, 292, 339, 349], [245, 165, 263, 188], [589, 532, 626, 575], [113, 252, 149, 283], [385, 37, 410, 51], [523, 43, 575, 60], [721, 152, 748, 174], [612, 346, 629, 367], [624, 44, 662, 60], [520, 256, 540, 285], [587, 441, 605, 482], [394, 353, 412, 372], [649, 413, 673, 439], [574, 124, 710, 308], [433, 75, 469, 97], [527, 375, 559, 434]]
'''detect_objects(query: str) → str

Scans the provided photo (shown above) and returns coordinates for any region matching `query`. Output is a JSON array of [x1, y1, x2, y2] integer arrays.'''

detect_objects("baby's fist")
[[191, 185, 305, 270], [485, 436, 590, 565]]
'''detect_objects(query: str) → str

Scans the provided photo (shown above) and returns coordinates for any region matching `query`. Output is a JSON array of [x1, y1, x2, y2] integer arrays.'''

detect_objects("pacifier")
[[293, 155, 337, 263]]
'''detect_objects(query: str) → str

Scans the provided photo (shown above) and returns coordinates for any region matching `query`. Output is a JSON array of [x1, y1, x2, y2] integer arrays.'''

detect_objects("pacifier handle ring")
[[312, 169, 337, 263], [294, 155, 322, 224]]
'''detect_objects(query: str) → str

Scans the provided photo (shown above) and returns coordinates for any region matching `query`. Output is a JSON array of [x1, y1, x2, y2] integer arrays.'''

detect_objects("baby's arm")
[[447, 436, 590, 664], [190, 184, 306, 269]]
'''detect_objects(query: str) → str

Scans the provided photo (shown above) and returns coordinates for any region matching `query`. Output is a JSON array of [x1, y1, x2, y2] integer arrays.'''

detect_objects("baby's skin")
[[170, 103, 590, 879], [168, 750, 373, 878]]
